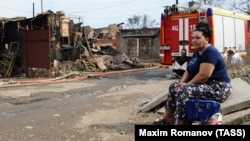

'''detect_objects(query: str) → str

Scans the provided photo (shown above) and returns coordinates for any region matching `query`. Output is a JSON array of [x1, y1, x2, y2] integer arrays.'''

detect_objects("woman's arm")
[[188, 63, 214, 84], [180, 70, 189, 83]]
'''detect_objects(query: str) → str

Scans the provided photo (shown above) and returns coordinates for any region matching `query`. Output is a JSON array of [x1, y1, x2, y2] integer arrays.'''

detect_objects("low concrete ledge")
[[138, 89, 168, 113], [139, 78, 250, 117], [222, 108, 250, 125], [221, 78, 250, 115]]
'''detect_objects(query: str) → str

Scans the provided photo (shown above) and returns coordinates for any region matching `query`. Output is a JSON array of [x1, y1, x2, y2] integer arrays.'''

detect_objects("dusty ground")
[[0, 59, 249, 141], [72, 80, 174, 141], [0, 68, 176, 141]]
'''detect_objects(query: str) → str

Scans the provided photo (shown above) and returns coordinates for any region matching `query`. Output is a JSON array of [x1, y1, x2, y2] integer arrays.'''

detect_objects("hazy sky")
[[0, 0, 186, 28]]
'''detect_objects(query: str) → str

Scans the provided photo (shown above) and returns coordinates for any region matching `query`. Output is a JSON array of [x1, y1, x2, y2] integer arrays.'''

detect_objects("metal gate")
[[139, 38, 152, 59], [126, 37, 152, 59], [26, 29, 51, 76]]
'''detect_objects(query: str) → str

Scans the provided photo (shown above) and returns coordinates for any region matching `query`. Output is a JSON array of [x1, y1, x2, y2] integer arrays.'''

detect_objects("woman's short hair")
[[227, 49, 235, 55]]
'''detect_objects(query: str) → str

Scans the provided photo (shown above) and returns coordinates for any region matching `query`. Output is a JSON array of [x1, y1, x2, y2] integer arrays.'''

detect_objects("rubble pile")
[[50, 46, 156, 78], [227, 65, 250, 85], [227, 50, 250, 85], [0, 10, 160, 79]]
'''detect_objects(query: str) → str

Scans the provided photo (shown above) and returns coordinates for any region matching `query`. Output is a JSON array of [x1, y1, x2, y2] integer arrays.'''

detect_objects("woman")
[[155, 22, 233, 125]]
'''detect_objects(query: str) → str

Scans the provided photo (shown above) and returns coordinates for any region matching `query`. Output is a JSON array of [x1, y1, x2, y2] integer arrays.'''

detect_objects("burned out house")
[[0, 10, 82, 78], [0, 10, 156, 79], [93, 23, 123, 51]]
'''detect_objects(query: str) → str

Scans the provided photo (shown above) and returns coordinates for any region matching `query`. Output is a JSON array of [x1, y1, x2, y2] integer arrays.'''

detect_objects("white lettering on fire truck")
[[190, 24, 196, 31], [172, 25, 178, 31]]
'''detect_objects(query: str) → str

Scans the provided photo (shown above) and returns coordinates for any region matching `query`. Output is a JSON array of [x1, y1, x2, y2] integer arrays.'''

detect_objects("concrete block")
[[221, 78, 250, 115], [222, 108, 250, 125], [138, 90, 168, 113]]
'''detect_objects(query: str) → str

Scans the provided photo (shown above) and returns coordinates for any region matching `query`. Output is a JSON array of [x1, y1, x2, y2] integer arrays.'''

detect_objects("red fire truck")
[[160, 2, 250, 76]]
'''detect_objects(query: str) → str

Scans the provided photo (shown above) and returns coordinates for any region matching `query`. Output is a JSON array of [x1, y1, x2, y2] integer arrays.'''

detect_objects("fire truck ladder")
[[0, 42, 19, 78]]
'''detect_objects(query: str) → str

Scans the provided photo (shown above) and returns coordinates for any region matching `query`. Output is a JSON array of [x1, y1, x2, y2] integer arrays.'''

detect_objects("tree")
[[124, 14, 158, 29], [197, 0, 225, 8], [196, 0, 250, 15], [230, 0, 250, 15]]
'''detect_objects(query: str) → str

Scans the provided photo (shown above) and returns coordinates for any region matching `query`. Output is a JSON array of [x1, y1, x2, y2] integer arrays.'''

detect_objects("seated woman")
[[155, 22, 233, 125]]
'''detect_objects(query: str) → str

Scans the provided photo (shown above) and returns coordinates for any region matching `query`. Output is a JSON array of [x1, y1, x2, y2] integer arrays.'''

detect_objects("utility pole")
[[41, 0, 43, 13], [33, 2, 35, 17]]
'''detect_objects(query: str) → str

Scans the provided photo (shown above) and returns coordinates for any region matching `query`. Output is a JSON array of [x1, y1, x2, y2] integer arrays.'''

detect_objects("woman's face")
[[191, 31, 209, 50]]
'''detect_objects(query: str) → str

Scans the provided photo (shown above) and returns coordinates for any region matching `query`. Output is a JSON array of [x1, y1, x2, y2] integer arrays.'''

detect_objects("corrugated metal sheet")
[[26, 29, 51, 70]]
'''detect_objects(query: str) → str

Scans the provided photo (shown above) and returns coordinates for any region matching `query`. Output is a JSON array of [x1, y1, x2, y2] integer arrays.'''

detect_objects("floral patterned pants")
[[165, 80, 233, 120]]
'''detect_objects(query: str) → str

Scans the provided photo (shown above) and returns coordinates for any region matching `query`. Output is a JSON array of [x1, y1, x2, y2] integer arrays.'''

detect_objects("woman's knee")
[[169, 82, 175, 89], [169, 81, 179, 91], [177, 85, 190, 94]]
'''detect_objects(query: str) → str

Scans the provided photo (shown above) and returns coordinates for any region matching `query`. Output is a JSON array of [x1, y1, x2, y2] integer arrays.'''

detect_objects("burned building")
[[93, 23, 123, 51], [0, 11, 157, 79], [0, 10, 83, 78]]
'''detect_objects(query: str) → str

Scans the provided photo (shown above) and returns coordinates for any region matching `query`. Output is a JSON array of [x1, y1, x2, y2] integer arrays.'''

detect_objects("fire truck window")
[[179, 40, 189, 45]]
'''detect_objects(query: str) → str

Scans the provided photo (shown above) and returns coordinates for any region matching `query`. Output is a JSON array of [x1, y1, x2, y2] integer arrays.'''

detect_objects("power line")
[[68, 0, 142, 13], [0, 5, 31, 13]]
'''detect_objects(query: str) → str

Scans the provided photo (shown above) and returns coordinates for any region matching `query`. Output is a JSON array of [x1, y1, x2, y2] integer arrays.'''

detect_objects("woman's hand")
[[175, 82, 187, 92]]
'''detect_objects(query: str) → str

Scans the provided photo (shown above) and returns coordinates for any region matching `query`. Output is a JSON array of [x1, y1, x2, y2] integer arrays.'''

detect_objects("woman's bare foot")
[[154, 110, 174, 124]]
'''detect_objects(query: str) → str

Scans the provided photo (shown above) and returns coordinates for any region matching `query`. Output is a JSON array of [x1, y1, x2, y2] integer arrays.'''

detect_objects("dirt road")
[[0, 68, 176, 141]]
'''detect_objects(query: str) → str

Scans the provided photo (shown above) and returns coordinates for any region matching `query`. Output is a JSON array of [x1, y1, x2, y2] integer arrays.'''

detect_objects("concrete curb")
[[222, 108, 250, 125]]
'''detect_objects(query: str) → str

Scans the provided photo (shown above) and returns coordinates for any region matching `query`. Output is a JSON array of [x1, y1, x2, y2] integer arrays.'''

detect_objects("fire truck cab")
[[160, 2, 250, 76]]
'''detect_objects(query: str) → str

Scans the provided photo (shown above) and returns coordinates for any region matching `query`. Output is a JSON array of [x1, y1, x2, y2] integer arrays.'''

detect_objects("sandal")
[[153, 117, 174, 125]]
